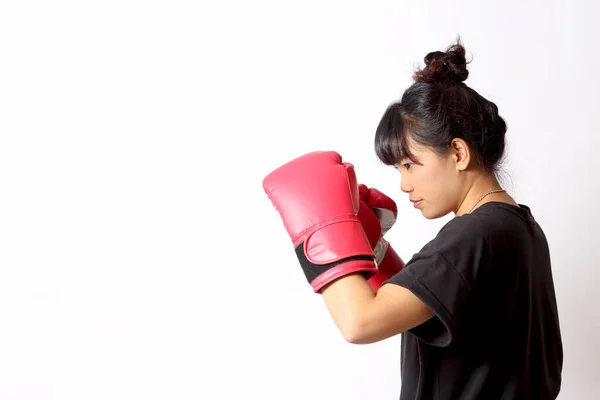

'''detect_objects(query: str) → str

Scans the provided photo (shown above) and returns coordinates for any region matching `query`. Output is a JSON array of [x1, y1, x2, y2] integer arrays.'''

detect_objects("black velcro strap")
[[294, 242, 373, 285]]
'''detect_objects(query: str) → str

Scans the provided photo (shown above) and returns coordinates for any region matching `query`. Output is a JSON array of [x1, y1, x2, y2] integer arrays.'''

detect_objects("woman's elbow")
[[342, 322, 378, 345], [343, 317, 406, 344], [345, 333, 372, 345], [342, 327, 362, 344], [336, 317, 364, 344]]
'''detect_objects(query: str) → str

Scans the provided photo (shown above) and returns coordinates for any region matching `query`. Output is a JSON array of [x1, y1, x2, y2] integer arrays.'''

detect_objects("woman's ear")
[[450, 138, 471, 171]]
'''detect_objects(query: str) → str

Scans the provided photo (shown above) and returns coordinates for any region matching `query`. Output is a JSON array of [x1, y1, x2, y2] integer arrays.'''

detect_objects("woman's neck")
[[456, 174, 517, 215]]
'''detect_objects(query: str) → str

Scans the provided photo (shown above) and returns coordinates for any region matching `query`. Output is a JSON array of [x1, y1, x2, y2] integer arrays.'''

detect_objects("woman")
[[263, 39, 563, 399]]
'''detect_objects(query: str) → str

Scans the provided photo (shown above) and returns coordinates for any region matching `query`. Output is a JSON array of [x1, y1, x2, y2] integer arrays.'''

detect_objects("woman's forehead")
[[402, 138, 432, 158]]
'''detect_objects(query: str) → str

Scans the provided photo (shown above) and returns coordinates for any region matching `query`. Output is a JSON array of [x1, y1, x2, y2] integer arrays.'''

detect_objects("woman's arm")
[[321, 273, 434, 344]]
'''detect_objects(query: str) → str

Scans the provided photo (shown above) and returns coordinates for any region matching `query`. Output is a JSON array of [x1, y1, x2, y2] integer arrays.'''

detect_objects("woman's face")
[[394, 139, 465, 219]]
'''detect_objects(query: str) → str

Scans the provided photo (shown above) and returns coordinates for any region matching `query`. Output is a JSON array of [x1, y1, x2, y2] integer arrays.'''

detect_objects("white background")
[[1, 1, 598, 399]]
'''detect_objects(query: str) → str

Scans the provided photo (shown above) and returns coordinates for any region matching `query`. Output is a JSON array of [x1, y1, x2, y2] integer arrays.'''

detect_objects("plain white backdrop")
[[1, 1, 598, 399]]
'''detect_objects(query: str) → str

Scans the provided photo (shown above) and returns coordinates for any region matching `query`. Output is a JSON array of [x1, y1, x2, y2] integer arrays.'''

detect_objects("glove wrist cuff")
[[294, 244, 376, 293]]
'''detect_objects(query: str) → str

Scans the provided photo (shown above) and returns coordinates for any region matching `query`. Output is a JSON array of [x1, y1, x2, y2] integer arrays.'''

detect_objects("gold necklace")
[[468, 189, 506, 214]]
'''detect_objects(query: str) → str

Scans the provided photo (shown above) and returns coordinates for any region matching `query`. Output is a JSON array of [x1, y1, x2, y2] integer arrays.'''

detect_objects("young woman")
[[263, 39, 563, 399]]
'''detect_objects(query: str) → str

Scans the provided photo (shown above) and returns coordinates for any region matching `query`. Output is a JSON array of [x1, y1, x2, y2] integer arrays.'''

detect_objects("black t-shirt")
[[383, 202, 563, 400]]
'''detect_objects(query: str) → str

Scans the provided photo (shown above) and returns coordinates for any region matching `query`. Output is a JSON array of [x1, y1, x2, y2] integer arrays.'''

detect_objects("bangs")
[[374, 102, 415, 165]]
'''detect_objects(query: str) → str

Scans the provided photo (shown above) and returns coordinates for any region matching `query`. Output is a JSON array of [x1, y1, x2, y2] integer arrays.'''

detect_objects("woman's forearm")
[[320, 273, 376, 343]]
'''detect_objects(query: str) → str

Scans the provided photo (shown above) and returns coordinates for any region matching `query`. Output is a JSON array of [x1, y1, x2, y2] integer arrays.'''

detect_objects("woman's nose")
[[400, 178, 413, 193]]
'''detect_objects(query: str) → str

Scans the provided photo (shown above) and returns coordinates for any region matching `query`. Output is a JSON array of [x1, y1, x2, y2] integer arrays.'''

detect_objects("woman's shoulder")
[[449, 201, 533, 226], [435, 201, 536, 245]]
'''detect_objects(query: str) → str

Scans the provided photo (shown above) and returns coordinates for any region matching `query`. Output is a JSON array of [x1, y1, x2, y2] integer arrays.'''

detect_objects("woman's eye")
[[394, 163, 414, 172]]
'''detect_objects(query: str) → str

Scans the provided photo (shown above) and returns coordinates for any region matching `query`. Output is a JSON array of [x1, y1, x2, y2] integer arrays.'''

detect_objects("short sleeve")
[[382, 215, 489, 347]]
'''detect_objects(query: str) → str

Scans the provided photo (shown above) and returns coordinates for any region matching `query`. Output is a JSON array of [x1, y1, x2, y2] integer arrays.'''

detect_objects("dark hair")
[[374, 38, 507, 174]]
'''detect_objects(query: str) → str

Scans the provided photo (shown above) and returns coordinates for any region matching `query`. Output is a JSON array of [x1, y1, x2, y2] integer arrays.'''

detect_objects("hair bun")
[[413, 40, 469, 84]]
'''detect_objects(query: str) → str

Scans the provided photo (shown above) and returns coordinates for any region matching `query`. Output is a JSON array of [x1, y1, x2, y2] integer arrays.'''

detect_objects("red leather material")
[[357, 184, 405, 291], [359, 184, 398, 235], [304, 219, 373, 265], [366, 244, 405, 290], [360, 185, 398, 217], [357, 195, 381, 250], [263, 151, 377, 292]]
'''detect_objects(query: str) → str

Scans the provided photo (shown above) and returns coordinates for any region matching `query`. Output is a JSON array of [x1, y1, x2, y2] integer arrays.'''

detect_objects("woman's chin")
[[421, 206, 451, 220]]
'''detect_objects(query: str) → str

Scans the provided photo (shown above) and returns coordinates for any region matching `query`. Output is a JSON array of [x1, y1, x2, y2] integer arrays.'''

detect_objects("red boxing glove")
[[263, 151, 377, 293], [358, 184, 405, 291]]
